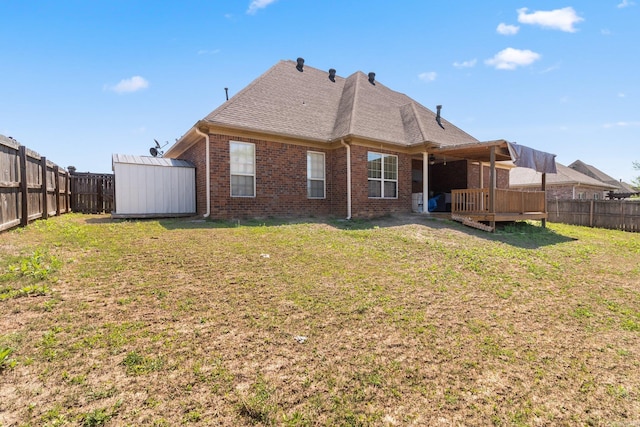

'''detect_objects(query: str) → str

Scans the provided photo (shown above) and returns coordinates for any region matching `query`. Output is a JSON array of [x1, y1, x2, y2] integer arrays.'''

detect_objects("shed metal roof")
[[112, 154, 194, 168]]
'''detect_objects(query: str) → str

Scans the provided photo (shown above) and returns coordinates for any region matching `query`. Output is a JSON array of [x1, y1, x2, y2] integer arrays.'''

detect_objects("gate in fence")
[[69, 167, 115, 214]]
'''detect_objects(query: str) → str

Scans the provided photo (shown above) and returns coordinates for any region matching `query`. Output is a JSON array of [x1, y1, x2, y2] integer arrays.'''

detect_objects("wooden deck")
[[450, 188, 547, 231]]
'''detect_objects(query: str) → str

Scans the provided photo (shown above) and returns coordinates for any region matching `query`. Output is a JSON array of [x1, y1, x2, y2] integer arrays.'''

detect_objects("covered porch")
[[412, 139, 555, 232]]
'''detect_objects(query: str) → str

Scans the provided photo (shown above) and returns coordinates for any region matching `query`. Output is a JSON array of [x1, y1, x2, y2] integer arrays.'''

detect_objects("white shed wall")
[[114, 162, 195, 216]]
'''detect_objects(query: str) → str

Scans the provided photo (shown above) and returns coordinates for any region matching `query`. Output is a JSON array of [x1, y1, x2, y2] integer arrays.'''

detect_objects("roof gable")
[[568, 159, 634, 192], [568, 160, 615, 182], [200, 60, 478, 147]]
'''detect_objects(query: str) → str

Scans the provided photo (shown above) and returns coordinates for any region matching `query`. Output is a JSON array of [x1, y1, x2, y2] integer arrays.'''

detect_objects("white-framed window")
[[594, 193, 600, 200], [307, 151, 325, 199], [230, 141, 255, 197], [368, 152, 398, 198]]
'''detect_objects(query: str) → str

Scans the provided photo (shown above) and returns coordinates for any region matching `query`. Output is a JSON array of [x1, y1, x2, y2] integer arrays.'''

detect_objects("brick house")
[[568, 160, 639, 198], [510, 162, 617, 200], [164, 59, 551, 221]]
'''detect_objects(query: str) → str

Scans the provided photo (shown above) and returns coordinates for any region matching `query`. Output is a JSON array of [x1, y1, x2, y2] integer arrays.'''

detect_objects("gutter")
[[194, 126, 211, 218], [340, 139, 352, 219]]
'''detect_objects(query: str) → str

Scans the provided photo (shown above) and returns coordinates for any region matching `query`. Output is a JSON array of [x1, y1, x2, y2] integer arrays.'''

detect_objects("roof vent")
[[296, 57, 304, 72], [328, 68, 336, 82], [368, 72, 376, 85], [436, 105, 444, 129]]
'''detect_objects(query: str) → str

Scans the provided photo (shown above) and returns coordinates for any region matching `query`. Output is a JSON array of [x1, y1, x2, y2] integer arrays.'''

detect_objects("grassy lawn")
[[1, 213, 639, 426]]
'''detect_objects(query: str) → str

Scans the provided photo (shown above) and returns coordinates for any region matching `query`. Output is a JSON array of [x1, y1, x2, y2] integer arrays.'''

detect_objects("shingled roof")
[[199, 59, 478, 147], [568, 160, 636, 193], [510, 162, 618, 189]]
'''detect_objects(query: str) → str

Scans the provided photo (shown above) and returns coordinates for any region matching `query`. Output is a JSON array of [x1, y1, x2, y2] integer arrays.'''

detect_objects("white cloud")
[[497, 23, 520, 35], [106, 76, 149, 94], [617, 0, 635, 8], [517, 7, 584, 32], [197, 49, 221, 55], [603, 121, 640, 128], [247, 0, 277, 15], [418, 72, 437, 82], [453, 59, 477, 69], [601, 28, 612, 35], [485, 48, 541, 70], [540, 63, 561, 73], [132, 126, 147, 135], [618, 92, 626, 98]]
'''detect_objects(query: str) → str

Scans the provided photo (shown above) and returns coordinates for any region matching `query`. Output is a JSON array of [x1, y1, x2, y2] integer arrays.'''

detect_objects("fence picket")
[[0, 135, 71, 232], [69, 171, 115, 214], [548, 199, 640, 232]]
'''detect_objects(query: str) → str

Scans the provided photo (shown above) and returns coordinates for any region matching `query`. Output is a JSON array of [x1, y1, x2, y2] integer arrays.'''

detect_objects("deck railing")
[[452, 189, 545, 214]]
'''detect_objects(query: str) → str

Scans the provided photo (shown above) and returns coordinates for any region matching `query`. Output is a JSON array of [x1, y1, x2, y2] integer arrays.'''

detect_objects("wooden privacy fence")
[[1, 135, 71, 232], [548, 199, 640, 232], [69, 169, 114, 214]]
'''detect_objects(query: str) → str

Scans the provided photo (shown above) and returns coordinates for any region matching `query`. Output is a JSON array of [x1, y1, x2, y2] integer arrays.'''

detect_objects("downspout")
[[341, 139, 352, 219], [194, 126, 211, 218], [422, 152, 429, 213]]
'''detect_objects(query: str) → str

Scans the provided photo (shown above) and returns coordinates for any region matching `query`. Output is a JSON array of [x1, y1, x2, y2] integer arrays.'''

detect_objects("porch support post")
[[422, 152, 429, 213], [541, 172, 547, 228], [479, 162, 484, 210], [489, 146, 496, 229]]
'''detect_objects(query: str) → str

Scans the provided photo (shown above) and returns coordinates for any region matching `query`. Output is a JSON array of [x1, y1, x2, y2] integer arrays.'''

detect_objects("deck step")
[[450, 214, 495, 232]]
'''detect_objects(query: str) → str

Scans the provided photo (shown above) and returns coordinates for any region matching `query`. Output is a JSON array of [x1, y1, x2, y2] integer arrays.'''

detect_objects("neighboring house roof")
[[112, 154, 194, 168], [617, 181, 638, 193], [166, 59, 484, 158], [510, 162, 618, 189], [568, 160, 634, 193]]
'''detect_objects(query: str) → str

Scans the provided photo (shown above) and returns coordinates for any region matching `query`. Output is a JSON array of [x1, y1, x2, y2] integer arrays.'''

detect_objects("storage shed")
[[112, 154, 196, 218]]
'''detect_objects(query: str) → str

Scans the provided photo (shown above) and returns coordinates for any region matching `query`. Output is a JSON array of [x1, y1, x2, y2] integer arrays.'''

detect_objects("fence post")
[[541, 173, 547, 228], [68, 166, 77, 212], [41, 156, 49, 219], [19, 145, 28, 226], [66, 171, 71, 213], [589, 199, 593, 228], [97, 176, 104, 214], [54, 166, 61, 216]]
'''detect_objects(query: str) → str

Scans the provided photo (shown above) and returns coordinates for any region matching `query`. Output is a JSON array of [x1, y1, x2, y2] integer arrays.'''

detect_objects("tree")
[[632, 161, 640, 191]]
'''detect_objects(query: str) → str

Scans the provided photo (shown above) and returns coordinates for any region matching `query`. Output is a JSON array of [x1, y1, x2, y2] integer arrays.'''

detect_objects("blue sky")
[[1, 1, 638, 182]]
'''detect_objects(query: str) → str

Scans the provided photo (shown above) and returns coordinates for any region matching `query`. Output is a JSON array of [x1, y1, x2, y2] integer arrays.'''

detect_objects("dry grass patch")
[[1, 213, 639, 426]]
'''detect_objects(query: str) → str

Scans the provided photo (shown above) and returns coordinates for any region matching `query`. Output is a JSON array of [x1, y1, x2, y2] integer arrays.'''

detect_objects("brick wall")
[[181, 133, 504, 219], [179, 139, 208, 215], [467, 163, 510, 189], [183, 134, 337, 219], [349, 145, 412, 218], [329, 146, 348, 218]]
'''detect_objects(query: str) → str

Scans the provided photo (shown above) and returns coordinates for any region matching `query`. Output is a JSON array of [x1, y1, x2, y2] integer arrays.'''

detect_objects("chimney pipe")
[[368, 72, 376, 85], [296, 57, 304, 72], [224, 87, 229, 101], [328, 68, 336, 82], [436, 105, 444, 129]]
